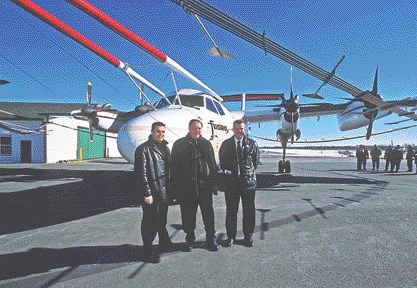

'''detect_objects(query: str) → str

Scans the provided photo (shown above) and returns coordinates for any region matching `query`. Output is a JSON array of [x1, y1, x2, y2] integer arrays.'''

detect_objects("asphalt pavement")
[[0, 155, 415, 288]]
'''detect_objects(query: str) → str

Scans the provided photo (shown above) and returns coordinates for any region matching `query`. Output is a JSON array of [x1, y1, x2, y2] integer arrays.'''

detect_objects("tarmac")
[[0, 155, 416, 288]]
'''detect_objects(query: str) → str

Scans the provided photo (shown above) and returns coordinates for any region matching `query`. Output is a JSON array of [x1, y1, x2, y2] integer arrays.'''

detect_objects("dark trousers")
[[362, 159, 367, 170], [392, 161, 401, 172], [372, 158, 380, 170], [141, 202, 169, 247], [384, 160, 390, 171], [406, 159, 413, 172], [356, 159, 362, 170], [179, 188, 215, 240], [225, 181, 256, 239]]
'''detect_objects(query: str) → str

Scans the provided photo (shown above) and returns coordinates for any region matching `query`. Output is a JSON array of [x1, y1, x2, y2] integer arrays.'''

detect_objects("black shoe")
[[243, 235, 253, 247], [223, 238, 234, 247], [206, 236, 218, 252], [144, 248, 160, 263]]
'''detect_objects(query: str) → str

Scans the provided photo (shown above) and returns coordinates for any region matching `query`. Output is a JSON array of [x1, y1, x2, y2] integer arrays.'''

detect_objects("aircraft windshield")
[[156, 95, 204, 109]]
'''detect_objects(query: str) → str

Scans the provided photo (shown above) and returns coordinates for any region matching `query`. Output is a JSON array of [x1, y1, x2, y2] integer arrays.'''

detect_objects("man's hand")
[[144, 195, 153, 205]]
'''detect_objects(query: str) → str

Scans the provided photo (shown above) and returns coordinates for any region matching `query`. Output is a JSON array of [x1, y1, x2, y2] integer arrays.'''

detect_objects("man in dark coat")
[[391, 145, 403, 172], [405, 145, 414, 172], [370, 144, 382, 171], [171, 119, 218, 252], [134, 122, 172, 263], [384, 146, 393, 171], [356, 145, 364, 171], [219, 119, 260, 247]]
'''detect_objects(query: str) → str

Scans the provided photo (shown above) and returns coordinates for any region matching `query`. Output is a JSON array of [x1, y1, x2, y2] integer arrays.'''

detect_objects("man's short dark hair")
[[233, 119, 245, 127], [151, 121, 165, 131], [188, 119, 203, 128]]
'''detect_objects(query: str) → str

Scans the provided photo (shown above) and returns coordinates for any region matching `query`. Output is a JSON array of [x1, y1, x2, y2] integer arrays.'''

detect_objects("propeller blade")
[[86, 81, 92, 106], [385, 118, 413, 125], [208, 47, 235, 59], [366, 116, 374, 140], [88, 118, 94, 142], [301, 93, 324, 100]]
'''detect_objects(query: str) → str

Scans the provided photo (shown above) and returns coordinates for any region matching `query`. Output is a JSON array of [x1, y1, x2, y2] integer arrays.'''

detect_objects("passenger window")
[[205, 98, 218, 114], [213, 100, 225, 115]]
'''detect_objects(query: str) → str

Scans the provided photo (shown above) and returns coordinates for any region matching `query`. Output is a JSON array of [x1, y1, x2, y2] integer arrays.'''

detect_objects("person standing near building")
[[219, 119, 260, 247], [134, 122, 172, 263], [384, 145, 393, 172], [370, 144, 382, 171], [405, 145, 414, 172], [171, 119, 218, 252]]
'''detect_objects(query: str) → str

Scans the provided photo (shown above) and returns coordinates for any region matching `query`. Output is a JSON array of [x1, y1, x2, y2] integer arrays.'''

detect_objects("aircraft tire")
[[278, 160, 284, 173], [284, 160, 291, 173]]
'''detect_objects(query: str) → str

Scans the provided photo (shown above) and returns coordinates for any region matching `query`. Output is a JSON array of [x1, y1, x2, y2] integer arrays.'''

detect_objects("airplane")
[[172, 0, 417, 139], [11, 0, 417, 173]]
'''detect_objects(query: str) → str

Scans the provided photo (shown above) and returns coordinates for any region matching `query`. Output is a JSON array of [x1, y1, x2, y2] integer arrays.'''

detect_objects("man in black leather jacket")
[[134, 122, 172, 263], [219, 119, 260, 247], [171, 119, 218, 252]]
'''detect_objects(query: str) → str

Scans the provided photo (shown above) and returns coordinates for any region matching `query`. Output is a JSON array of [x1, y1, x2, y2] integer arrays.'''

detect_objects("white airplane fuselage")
[[338, 101, 390, 131], [117, 93, 243, 164]]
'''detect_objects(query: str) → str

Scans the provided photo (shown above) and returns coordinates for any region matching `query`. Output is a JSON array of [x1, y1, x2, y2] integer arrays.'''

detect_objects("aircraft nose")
[[117, 116, 152, 163]]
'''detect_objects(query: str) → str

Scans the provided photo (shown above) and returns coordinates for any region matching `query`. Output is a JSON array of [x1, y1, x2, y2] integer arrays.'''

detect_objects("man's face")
[[189, 121, 202, 140], [151, 125, 165, 143], [233, 123, 245, 140]]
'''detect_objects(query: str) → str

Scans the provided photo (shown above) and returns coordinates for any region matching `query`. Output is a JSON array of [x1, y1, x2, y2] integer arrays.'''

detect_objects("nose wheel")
[[278, 160, 291, 173]]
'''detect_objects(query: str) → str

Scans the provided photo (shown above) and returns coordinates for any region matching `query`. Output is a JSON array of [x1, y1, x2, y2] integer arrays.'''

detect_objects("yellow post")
[[79, 147, 83, 160]]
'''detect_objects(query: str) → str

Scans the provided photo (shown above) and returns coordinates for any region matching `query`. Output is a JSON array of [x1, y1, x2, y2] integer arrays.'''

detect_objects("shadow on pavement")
[[0, 168, 139, 235], [0, 168, 384, 235]]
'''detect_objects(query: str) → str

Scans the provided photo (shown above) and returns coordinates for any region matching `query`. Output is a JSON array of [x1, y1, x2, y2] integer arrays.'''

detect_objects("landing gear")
[[278, 160, 291, 173]]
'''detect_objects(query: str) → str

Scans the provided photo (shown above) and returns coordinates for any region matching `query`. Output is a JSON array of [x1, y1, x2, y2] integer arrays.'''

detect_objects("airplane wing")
[[299, 103, 347, 118], [172, 0, 417, 122], [253, 124, 417, 144], [243, 103, 347, 124]]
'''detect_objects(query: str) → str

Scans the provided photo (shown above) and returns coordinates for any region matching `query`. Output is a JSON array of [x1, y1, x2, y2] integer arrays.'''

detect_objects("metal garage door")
[[77, 127, 106, 160]]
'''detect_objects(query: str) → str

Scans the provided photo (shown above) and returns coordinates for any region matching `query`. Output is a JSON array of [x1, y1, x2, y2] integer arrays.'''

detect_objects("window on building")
[[0, 136, 12, 155]]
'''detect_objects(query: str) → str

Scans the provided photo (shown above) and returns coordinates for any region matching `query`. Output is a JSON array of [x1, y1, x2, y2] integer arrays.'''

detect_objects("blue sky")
[[0, 0, 415, 146]]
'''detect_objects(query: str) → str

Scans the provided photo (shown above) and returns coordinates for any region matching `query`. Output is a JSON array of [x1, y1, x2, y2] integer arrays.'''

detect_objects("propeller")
[[71, 81, 110, 142]]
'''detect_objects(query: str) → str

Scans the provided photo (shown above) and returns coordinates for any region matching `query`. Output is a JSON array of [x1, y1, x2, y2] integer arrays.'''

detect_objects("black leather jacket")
[[134, 136, 171, 204], [171, 133, 217, 199], [219, 136, 260, 190]]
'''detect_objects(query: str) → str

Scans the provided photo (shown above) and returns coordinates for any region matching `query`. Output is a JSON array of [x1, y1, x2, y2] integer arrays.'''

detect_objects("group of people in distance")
[[356, 144, 417, 173], [134, 119, 260, 263]]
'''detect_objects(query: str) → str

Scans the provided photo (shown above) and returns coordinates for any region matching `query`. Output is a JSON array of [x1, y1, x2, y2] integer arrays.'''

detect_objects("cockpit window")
[[155, 95, 204, 109], [213, 100, 225, 115], [205, 98, 218, 114]]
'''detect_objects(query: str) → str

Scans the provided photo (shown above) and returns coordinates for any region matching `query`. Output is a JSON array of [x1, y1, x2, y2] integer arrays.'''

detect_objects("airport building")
[[0, 102, 120, 163]]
